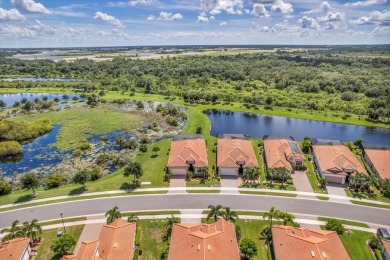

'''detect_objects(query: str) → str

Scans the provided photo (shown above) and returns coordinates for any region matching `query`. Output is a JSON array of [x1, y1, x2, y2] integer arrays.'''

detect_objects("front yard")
[[339, 230, 375, 260]]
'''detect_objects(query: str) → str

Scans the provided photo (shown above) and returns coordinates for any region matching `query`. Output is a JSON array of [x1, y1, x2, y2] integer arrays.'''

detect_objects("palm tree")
[[165, 215, 179, 234], [268, 168, 276, 185], [222, 207, 239, 223], [1, 220, 23, 241], [381, 178, 390, 192], [207, 204, 224, 221], [319, 177, 327, 190], [365, 174, 379, 193], [278, 211, 295, 226], [127, 214, 139, 223], [278, 167, 290, 188], [263, 206, 280, 227], [105, 206, 121, 224], [22, 219, 42, 241]]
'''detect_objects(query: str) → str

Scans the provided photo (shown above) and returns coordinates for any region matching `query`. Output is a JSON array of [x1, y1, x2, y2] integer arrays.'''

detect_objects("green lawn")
[[137, 219, 171, 260], [304, 154, 327, 194], [239, 191, 297, 197], [339, 230, 375, 260], [317, 217, 369, 228], [14, 107, 144, 151], [251, 139, 265, 181], [35, 225, 84, 260]]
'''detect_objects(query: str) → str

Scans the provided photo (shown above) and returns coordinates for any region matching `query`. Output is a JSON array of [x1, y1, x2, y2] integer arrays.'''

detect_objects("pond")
[[206, 110, 390, 145], [0, 125, 137, 177], [0, 93, 85, 108], [1, 77, 88, 82]]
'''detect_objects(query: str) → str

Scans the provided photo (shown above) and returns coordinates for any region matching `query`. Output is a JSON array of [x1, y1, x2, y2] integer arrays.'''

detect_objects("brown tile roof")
[[365, 149, 390, 180], [264, 139, 305, 171], [0, 237, 30, 260], [98, 219, 136, 260], [168, 218, 240, 260], [272, 225, 350, 260], [382, 239, 390, 254], [167, 138, 208, 168], [217, 138, 259, 168], [312, 145, 367, 176]]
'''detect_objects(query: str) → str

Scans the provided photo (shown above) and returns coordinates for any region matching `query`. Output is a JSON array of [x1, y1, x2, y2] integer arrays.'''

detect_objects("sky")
[[0, 0, 389, 48]]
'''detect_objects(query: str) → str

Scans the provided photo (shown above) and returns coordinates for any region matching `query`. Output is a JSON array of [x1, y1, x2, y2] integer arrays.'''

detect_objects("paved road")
[[0, 194, 389, 228]]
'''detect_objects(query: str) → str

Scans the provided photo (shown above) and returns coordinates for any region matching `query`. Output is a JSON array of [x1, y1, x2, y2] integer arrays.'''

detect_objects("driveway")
[[169, 176, 186, 193], [327, 183, 351, 204], [291, 171, 316, 199], [220, 176, 239, 194], [73, 222, 104, 254]]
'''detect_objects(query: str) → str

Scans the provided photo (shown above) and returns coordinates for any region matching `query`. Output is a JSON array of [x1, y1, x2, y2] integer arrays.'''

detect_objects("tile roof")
[[0, 237, 30, 260], [364, 149, 390, 180], [168, 218, 240, 260], [167, 138, 208, 168], [264, 139, 305, 171], [272, 225, 350, 260], [312, 145, 367, 176], [217, 138, 258, 168]]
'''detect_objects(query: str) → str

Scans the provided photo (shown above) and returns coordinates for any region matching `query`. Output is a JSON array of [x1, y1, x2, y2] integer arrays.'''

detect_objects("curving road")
[[0, 194, 389, 228]]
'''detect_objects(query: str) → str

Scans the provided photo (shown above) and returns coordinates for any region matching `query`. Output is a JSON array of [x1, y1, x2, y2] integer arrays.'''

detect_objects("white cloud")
[[0, 24, 36, 38], [299, 16, 320, 29], [252, 25, 276, 32], [219, 21, 227, 25], [318, 11, 345, 22], [372, 25, 390, 35], [29, 19, 56, 35], [351, 10, 390, 25], [148, 31, 241, 39], [344, 0, 387, 7], [11, 0, 51, 14], [129, 0, 157, 6], [0, 8, 25, 21], [201, 0, 244, 15], [271, 0, 293, 14], [302, 1, 331, 14], [251, 4, 270, 18], [147, 12, 183, 21], [94, 11, 123, 27], [197, 11, 215, 23]]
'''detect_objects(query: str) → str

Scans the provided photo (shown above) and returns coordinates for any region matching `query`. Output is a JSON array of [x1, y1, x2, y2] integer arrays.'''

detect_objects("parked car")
[[377, 228, 390, 240]]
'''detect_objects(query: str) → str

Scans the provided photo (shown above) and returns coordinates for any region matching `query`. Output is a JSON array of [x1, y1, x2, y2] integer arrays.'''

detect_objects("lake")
[[0, 93, 84, 108], [206, 110, 390, 145]]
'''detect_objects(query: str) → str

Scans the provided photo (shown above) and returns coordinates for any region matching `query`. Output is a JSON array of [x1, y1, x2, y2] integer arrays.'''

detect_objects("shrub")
[[324, 219, 345, 235], [0, 178, 12, 195], [139, 144, 147, 153], [368, 235, 382, 250], [45, 173, 65, 189], [235, 224, 241, 242], [50, 233, 76, 256], [240, 238, 257, 259], [89, 167, 102, 181], [0, 141, 23, 158], [73, 149, 82, 157], [20, 172, 40, 195], [78, 141, 90, 151], [0, 118, 52, 142]]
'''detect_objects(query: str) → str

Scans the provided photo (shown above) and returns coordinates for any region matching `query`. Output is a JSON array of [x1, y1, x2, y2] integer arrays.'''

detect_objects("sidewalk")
[[1, 187, 389, 210]]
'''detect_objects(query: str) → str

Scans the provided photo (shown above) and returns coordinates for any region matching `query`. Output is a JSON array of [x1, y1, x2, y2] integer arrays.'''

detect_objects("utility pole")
[[60, 213, 66, 233]]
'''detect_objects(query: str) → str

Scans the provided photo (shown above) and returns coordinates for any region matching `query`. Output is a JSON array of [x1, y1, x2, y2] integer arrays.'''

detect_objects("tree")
[[73, 170, 90, 189], [302, 137, 312, 153], [0, 178, 12, 195], [1, 220, 23, 241], [268, 168, 276, 185], [222, 207, 239, 223], [105, 206, 121, 224], [325, 219, 345, 235], [278, 167, 290, 188], [240, 238, 258, 259], [20, 172, 40, 196], [0, 100, 6, 110], [124, 162, 143, 183], [45, 173, 65, 189], [207, 204, 224, 221], [50, 233, 76, 256], [365, 174, 379, 193], [139, 144, 148, 152], [368, 235, 382, 250], [263, 206, 280, 227], [23, 219, 42, 241], [165, 215, 179, 235], [278, 211, 296, 226], [318, 177, 327, 190], [196, 126, 202, 134], [127, 214, 139, 223], [115, 136, 126, 149], [152, 146, 160, 156]]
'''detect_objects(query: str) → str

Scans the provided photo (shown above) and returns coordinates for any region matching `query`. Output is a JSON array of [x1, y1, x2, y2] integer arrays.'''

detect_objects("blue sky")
[[0, 0, 389, 47]]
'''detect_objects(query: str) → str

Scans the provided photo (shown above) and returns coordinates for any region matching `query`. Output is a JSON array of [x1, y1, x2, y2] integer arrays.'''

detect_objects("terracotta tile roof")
[[365, 149, 390, 180], [167, 138, 208, 168], [382, 240, 390, 255], [0, 237, 30, 260], [168, 218, 240, 260], [217, 138, 259, 168], [264, 139, 305, 171], [76, 240, 99, 260], [312, 145, 367, 176], [98, 219, 136, 260], [272, 225, 350, 260]]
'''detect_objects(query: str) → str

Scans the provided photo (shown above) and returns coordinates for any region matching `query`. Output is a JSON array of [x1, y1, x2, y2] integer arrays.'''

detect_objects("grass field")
[[137, 219, 171, 260], [14, 107, 144, 151], [304, 154, 327, 194], [317, 217, 370, 228], [35, 225, 84, 260], [339, 230, 375, 260]]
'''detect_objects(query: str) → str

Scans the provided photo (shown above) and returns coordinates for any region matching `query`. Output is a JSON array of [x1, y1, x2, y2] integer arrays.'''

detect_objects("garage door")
[[219, 167, 239, 176], [169, 168, 187, 175], [325, 175, 344, 184]]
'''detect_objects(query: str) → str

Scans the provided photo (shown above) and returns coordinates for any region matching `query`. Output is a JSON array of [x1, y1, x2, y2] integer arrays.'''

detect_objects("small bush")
[[139, 144, 147, 153], [45, 173, 65, 189], [0, 178, 12, 195], [0, 141, 23, 158], [78, 141, 90, 151]]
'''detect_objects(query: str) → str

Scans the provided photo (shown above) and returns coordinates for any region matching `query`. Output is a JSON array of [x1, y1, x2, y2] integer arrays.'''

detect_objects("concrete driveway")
[[220, 176, 238, 194], [291, 171, 316, 199], [327, 183, 351, 204], [169, 176, 186, 193]]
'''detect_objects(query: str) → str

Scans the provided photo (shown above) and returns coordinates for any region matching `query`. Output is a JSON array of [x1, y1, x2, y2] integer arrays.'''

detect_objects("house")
[[167, 135, 208, 175], [362, 143, 390, 182], [272, 225, 350, 260], [263, 137, 305, 174], [217, 136, 259, 176], [0, 237, 31, 260], [382, 239, 390, 260], [312, 139, 367, 184], [61, 218, 137, 260], [168, 218, 240, 260]]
